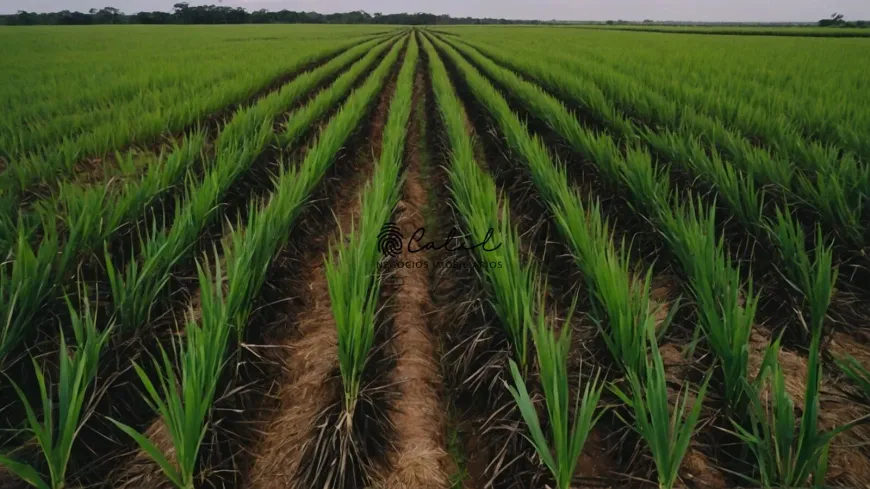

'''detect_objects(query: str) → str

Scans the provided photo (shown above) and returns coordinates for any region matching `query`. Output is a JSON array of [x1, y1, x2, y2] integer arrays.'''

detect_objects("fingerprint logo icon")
[[377, 223, 404, 257]]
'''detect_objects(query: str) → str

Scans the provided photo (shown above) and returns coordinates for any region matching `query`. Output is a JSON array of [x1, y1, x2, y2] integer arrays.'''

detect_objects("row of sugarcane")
[[0, 33, 408, 489], [425, 30, 870, 489], [424, 31, 606, 489], [327, 34, 419, 431]]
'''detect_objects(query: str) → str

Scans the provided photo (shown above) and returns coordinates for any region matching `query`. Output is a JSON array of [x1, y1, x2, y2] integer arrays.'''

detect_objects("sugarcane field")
[[2, 11, 870, 489]]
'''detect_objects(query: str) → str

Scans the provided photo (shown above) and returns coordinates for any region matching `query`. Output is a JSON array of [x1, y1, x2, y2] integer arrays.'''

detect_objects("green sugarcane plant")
[[0, 31, 389, 207], [327, 35, 415, 429], [769, 207, 837, 341], [436, 30, 756, 422], [110, 260, 230, 489], [482, 209, 538, 371], [507, 292, 605, 489], [0, 296, 112, 489], [104, 224, 177, 332], [731, 254, 864, 489], [327, 232, 383, 429], [796, 167, 867, 248], [0, 220, 60, 367], [588, 240, 666, 374], [612, 334, 712, 489], [836, 355, 870, 401], [423, 34, 537, 372], [732, 338, 865, 488], [658, 197, 758, 414]]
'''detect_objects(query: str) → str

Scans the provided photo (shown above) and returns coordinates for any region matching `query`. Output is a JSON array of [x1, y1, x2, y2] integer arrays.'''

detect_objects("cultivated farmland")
[[1, 24, 870, 489]]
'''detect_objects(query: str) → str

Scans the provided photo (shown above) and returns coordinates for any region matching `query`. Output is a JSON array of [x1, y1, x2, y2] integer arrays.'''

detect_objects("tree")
[[819, 12, 846, 26], [133, 10, 172, 24], [56, 10, 92, 24], [14, 10, 38, 25], [90, 7, 122, 24], [173, 2, 192, 23]]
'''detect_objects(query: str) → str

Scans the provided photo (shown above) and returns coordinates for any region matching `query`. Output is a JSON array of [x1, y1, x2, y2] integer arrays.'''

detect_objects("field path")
[[377, 70, 452, 489]]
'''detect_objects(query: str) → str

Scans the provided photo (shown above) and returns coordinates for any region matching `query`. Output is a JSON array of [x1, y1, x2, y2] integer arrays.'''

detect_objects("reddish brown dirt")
[[458, 430, 487, 489], [73, 156, 112, 186], [650, 274, 678, 332], [680, 448, 727, 489], [660, 342, 692, 383], [576, 429, 617, 481], [821, 395, 870, 488], [747, 328, 808, 404], [376, 76, 451, 489], [418, 45, 489, 489], [659, 342, 728, 489], [829, 330, 870, 371], [822, 332, 870, 487]]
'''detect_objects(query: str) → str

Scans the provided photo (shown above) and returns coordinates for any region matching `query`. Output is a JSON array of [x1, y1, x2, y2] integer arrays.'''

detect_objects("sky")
[[2, 0, 869, 22]]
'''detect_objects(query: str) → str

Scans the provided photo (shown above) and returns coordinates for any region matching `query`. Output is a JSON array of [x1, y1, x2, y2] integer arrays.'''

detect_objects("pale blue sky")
[[2, 0, 868, 22]]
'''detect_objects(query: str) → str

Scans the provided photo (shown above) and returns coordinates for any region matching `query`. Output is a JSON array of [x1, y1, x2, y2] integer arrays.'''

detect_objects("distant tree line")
[[596, 18, 867, 27], [1, 3, 539, 26], [817, 12, 867, 27]]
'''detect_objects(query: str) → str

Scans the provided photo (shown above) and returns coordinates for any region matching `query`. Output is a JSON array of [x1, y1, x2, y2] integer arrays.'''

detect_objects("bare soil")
[[376, 69, 452, 489]]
